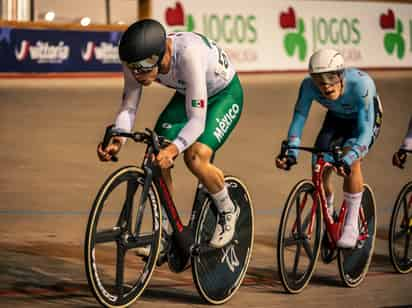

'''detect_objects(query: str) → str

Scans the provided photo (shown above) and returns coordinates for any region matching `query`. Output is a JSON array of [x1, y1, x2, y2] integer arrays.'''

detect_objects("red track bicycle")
[[276, 141, 376, 293]]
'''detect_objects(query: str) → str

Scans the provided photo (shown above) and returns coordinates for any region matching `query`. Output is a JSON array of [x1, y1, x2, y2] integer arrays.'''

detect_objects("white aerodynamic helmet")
[[308, 48, 345, 74]]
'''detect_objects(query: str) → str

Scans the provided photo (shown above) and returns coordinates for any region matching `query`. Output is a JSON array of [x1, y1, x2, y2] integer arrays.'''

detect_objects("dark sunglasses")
[[125, 56, 159, 74], [311, 72, 342, 86]]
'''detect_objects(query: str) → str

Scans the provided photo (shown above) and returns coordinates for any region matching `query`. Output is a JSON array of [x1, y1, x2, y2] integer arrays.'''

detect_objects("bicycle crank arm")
[[191, 243, 218, 256], [191, 239, 239, 256]]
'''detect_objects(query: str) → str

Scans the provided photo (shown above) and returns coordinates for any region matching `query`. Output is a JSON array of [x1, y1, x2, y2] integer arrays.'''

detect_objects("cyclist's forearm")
[[115, 66, 142, 138], [115, 107, 136, 127], [343, 103, 375, 165], [173, 116, 206, 153], [287, 111, 306, 157]]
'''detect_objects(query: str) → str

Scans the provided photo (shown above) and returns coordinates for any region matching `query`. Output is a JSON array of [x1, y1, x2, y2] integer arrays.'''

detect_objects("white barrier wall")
[[152, 0, 412, 71]]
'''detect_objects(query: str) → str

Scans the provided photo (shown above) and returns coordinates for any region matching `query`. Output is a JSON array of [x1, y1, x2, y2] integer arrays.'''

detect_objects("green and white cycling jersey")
[[115, 31, 241, 153]]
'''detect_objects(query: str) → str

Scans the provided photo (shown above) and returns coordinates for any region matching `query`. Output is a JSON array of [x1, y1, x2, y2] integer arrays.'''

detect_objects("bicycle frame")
[[293, 154, 369, 250], [103, 125, 216, 260], [140, 144, 211, 230], [133, 135, 214, 262], [313, 155, 347, 246]]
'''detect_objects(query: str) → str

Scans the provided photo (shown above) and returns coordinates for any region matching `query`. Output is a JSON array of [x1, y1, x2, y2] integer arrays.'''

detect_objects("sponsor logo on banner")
[[0, 28, 11, 44], [379, 9, 405, 59], [279, 7, 307, 61], [311, 16, 361, 61], [82, 42, 120, 63], [15, 40, 70, 63], [279, 7, 362, 63], [163, 1, 258, 64]]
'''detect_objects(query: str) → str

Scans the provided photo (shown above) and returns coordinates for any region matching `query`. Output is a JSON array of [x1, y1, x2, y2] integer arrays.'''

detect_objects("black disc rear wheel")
[[192, 176, 254, 304], [338, 184, 376, 287]]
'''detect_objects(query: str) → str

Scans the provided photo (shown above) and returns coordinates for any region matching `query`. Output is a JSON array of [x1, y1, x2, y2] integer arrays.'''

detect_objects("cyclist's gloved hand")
[[155, 144, 178, 169], [276, 154, 297, 171], [97, 138, 122, 162], [392, 149, 407, 169]]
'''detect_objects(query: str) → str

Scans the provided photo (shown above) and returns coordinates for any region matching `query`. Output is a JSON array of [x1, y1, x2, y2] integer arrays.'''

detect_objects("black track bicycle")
[[389, 149, 412, 274], [84, 125, 254, 307]]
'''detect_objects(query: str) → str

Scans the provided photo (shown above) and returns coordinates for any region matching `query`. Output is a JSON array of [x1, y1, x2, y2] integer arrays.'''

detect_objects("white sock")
[[326, 193, 334, 207], [211, 186, 235, 213], [326, 193, 334, 215], [343, 191, 363, 228]]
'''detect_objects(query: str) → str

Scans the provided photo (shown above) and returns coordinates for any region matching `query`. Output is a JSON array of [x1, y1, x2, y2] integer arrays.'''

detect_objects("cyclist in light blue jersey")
[[276, 48, 383, 248]]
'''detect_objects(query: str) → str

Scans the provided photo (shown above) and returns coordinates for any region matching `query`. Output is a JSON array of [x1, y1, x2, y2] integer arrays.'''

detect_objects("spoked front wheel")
[[84, 166, 162, 307], [192, 176, 254, 304], [277, 179, 322, 294], [338, 184, 377, 287], [389, 181, 412, 274]]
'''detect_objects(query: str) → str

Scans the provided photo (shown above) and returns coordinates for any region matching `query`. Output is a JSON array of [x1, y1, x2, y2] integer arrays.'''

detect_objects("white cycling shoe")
[[209, 205, 240, 248], [337, 225, 359, 249]]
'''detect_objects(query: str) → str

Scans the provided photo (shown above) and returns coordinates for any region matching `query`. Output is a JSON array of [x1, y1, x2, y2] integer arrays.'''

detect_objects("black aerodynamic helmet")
[[118, 19, 166, 69]]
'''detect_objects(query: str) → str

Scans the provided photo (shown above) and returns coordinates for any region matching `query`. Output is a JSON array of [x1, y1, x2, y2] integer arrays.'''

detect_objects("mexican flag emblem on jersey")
[[191, 99, 205, 108]]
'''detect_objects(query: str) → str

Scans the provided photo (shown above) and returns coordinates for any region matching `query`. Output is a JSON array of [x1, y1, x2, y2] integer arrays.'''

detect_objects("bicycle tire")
[[277, 179, 322, 294], [337, 184, 376, 287], [84, 166, 162, 307], [389, 181, 412, 274], [192, 176, 254, 304]]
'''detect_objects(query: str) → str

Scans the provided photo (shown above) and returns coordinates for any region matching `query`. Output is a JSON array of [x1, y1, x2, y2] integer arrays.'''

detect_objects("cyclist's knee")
[[184, 143, 213, 172]]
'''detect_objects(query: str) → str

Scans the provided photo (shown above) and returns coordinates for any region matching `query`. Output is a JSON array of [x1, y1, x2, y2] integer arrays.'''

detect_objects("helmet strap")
[[158, 38, 171, 74]]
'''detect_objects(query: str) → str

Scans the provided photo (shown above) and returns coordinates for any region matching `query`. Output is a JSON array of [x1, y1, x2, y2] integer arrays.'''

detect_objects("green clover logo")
[[383, 19, 405, 59], [279, 7, 307, 61]]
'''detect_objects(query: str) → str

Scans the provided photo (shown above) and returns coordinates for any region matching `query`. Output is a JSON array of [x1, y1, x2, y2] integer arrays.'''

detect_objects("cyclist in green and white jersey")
[[97, 19, 243, 248]]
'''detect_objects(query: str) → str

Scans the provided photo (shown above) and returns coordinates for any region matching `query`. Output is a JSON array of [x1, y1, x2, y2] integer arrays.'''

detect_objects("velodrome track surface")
[[0, 71, 411, 307]]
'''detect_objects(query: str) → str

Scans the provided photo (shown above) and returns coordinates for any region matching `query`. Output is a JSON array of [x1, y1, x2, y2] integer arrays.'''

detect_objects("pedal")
[[191, 243, 218, 256], [355, 240, 364, 249], [191, 244, 202, 257]]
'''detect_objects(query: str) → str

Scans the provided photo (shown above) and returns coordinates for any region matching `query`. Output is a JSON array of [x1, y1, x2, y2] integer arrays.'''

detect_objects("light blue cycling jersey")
[[287, 68, 377, 166]]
